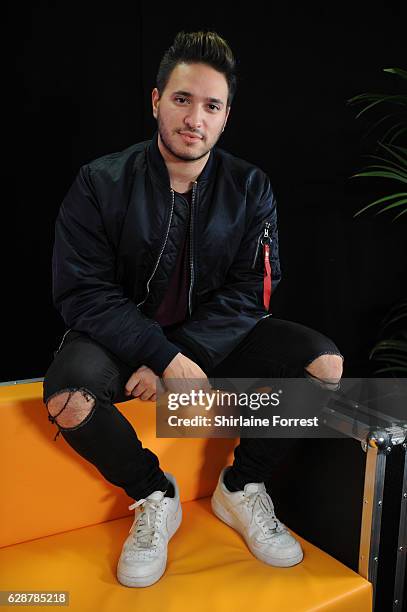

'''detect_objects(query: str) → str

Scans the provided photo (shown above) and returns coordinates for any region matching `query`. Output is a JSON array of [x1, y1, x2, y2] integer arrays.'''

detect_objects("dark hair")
[[156, 31, 237, 106]]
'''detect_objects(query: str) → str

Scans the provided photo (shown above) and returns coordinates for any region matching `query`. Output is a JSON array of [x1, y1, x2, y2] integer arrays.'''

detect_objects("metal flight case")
[[266, 378, 407, 612]]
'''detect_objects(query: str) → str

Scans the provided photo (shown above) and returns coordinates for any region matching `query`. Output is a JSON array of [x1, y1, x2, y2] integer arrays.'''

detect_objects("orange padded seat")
[[0, 383, 372, 611], [0, 498, 372, 612]]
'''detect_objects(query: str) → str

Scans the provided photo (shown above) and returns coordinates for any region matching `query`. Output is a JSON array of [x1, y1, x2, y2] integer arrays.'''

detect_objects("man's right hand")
[[162, 352, 211, 393]]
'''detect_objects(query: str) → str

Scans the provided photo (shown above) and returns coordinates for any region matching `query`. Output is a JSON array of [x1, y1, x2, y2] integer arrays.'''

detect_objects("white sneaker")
[[211, 467, 303, 567], [117, 472, 182, 587]]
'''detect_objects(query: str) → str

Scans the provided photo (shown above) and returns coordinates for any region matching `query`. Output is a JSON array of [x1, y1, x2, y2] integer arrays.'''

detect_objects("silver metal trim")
[[321, 397, 407, 446], [393, 443, 407, 607], [369, 449, 386, 603], [0, 377, 44, 387]]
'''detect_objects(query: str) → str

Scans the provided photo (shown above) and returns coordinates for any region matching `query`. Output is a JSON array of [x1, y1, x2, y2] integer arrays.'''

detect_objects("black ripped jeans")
[[42, 317, 343, 501]]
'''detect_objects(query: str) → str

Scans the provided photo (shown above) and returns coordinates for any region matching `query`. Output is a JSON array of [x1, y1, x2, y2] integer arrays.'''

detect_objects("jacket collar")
[[147, 131, 215, 189]]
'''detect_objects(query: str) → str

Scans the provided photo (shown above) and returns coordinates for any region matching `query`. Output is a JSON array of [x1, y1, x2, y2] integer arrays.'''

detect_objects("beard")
[[157, 113, 223, 162]]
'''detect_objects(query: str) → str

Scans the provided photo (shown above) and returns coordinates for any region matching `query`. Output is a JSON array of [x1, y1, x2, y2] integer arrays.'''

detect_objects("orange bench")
[[0, 382, 372, 611]]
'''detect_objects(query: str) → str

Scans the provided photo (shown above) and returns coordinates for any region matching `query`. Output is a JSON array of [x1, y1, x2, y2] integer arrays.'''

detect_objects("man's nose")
[[184, 105, 203, 129]]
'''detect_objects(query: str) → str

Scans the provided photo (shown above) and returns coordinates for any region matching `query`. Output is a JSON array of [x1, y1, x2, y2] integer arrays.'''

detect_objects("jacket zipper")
[[137, 189, 175, 308], [188, 181, 198, 316], [251, 221, 272, 269]]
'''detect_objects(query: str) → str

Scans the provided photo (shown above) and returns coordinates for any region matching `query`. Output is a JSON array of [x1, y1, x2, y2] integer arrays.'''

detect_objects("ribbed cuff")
[[136, 324, 181, 375]]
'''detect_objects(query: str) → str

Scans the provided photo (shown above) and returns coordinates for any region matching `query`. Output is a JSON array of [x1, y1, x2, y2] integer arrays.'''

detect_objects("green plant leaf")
[[367, 154, 407, 173], [353, 95, 407, 119], [355, 198, 407, 219], [372, 356, 407, 368], [364, 162, 407, 174], [389, 126, 407, 143], [348, 93, 388, 105], [381, 121, 407, 144], [354, 195, 407, 218], [385, 297, 407, 310], [363, 163, 407, 179], [370, 340, 407, 356], [374, 366, 407, 374], [352, 170, 407, 184], [378, 142, 407, 168], [382, 312, 407, 328], [363, 113, 398, 141], [382, 300, 407, 324], [370, 339, 407, 351], [383, 67, 407, 80], [357, 192, 407, 207], [374, 199, 407, 215], [347, 92, 407, 105], [392, 208, 407, 221]]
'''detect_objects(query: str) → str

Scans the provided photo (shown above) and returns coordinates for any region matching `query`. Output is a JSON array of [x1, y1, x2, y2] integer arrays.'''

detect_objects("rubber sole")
[[211, 493, 304, 568], [117, 560, 167, 588]]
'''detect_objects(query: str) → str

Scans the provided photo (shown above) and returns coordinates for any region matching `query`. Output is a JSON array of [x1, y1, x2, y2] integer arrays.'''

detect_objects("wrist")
[[163, 352, 182, 377]]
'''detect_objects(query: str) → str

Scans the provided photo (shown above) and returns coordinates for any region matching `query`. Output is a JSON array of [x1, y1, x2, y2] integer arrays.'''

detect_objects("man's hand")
[[162, 352, 211, 393], [125, 365, 162, 401]]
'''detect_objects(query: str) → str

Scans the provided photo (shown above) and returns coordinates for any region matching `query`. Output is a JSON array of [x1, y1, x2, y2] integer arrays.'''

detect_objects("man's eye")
[[208, 104, 220, 112], [175, 97, 189, 104]]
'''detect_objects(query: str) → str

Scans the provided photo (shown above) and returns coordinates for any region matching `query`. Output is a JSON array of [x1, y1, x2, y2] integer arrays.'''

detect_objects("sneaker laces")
[[244, 489, 283, 538], [127, 491, 166, 550]]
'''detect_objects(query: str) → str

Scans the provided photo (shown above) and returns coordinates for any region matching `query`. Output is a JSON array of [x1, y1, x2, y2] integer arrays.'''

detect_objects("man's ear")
[[152, 88, 160, 119]]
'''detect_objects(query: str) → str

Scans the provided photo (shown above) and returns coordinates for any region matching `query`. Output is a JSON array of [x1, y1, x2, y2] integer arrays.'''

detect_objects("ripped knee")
[[45, 387, 96, 433], [304, 353, 343, 391]]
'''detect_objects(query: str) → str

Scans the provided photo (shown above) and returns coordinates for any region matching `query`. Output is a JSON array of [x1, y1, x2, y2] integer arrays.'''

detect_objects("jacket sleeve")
[[52, 164, 180, 374], [167, 176, 281, 372]]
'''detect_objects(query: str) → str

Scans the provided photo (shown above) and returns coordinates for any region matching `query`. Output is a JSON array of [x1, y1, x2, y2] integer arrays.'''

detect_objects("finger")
[[125, 373, 141, 395], [132, 383, 147, 397], [140, 389, 155, 401]]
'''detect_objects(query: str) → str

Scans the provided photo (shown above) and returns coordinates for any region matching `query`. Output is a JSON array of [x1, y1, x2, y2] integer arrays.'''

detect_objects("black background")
[[5, 1, 407, 382]]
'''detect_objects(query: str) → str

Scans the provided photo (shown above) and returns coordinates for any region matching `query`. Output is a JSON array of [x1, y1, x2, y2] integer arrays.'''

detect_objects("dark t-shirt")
[[154, 189, 191, 328]]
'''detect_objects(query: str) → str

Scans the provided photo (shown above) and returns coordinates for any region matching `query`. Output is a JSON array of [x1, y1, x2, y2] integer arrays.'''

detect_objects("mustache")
[[178, 128, 204, 139]]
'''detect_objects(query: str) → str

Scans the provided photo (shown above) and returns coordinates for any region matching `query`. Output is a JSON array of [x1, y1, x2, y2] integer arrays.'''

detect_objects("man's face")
[[152, 62, 230, 162]]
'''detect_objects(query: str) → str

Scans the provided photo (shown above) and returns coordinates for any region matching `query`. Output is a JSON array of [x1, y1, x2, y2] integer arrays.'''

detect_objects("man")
[[43, 31, 343, 588]]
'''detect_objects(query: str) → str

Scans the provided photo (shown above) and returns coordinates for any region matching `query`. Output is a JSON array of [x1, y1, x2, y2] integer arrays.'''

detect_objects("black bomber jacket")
[[52, 133, 281, 374]]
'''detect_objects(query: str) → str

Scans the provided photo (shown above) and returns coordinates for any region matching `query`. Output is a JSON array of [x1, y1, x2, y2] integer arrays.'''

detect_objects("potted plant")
[[348, 68, 407, 375]]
